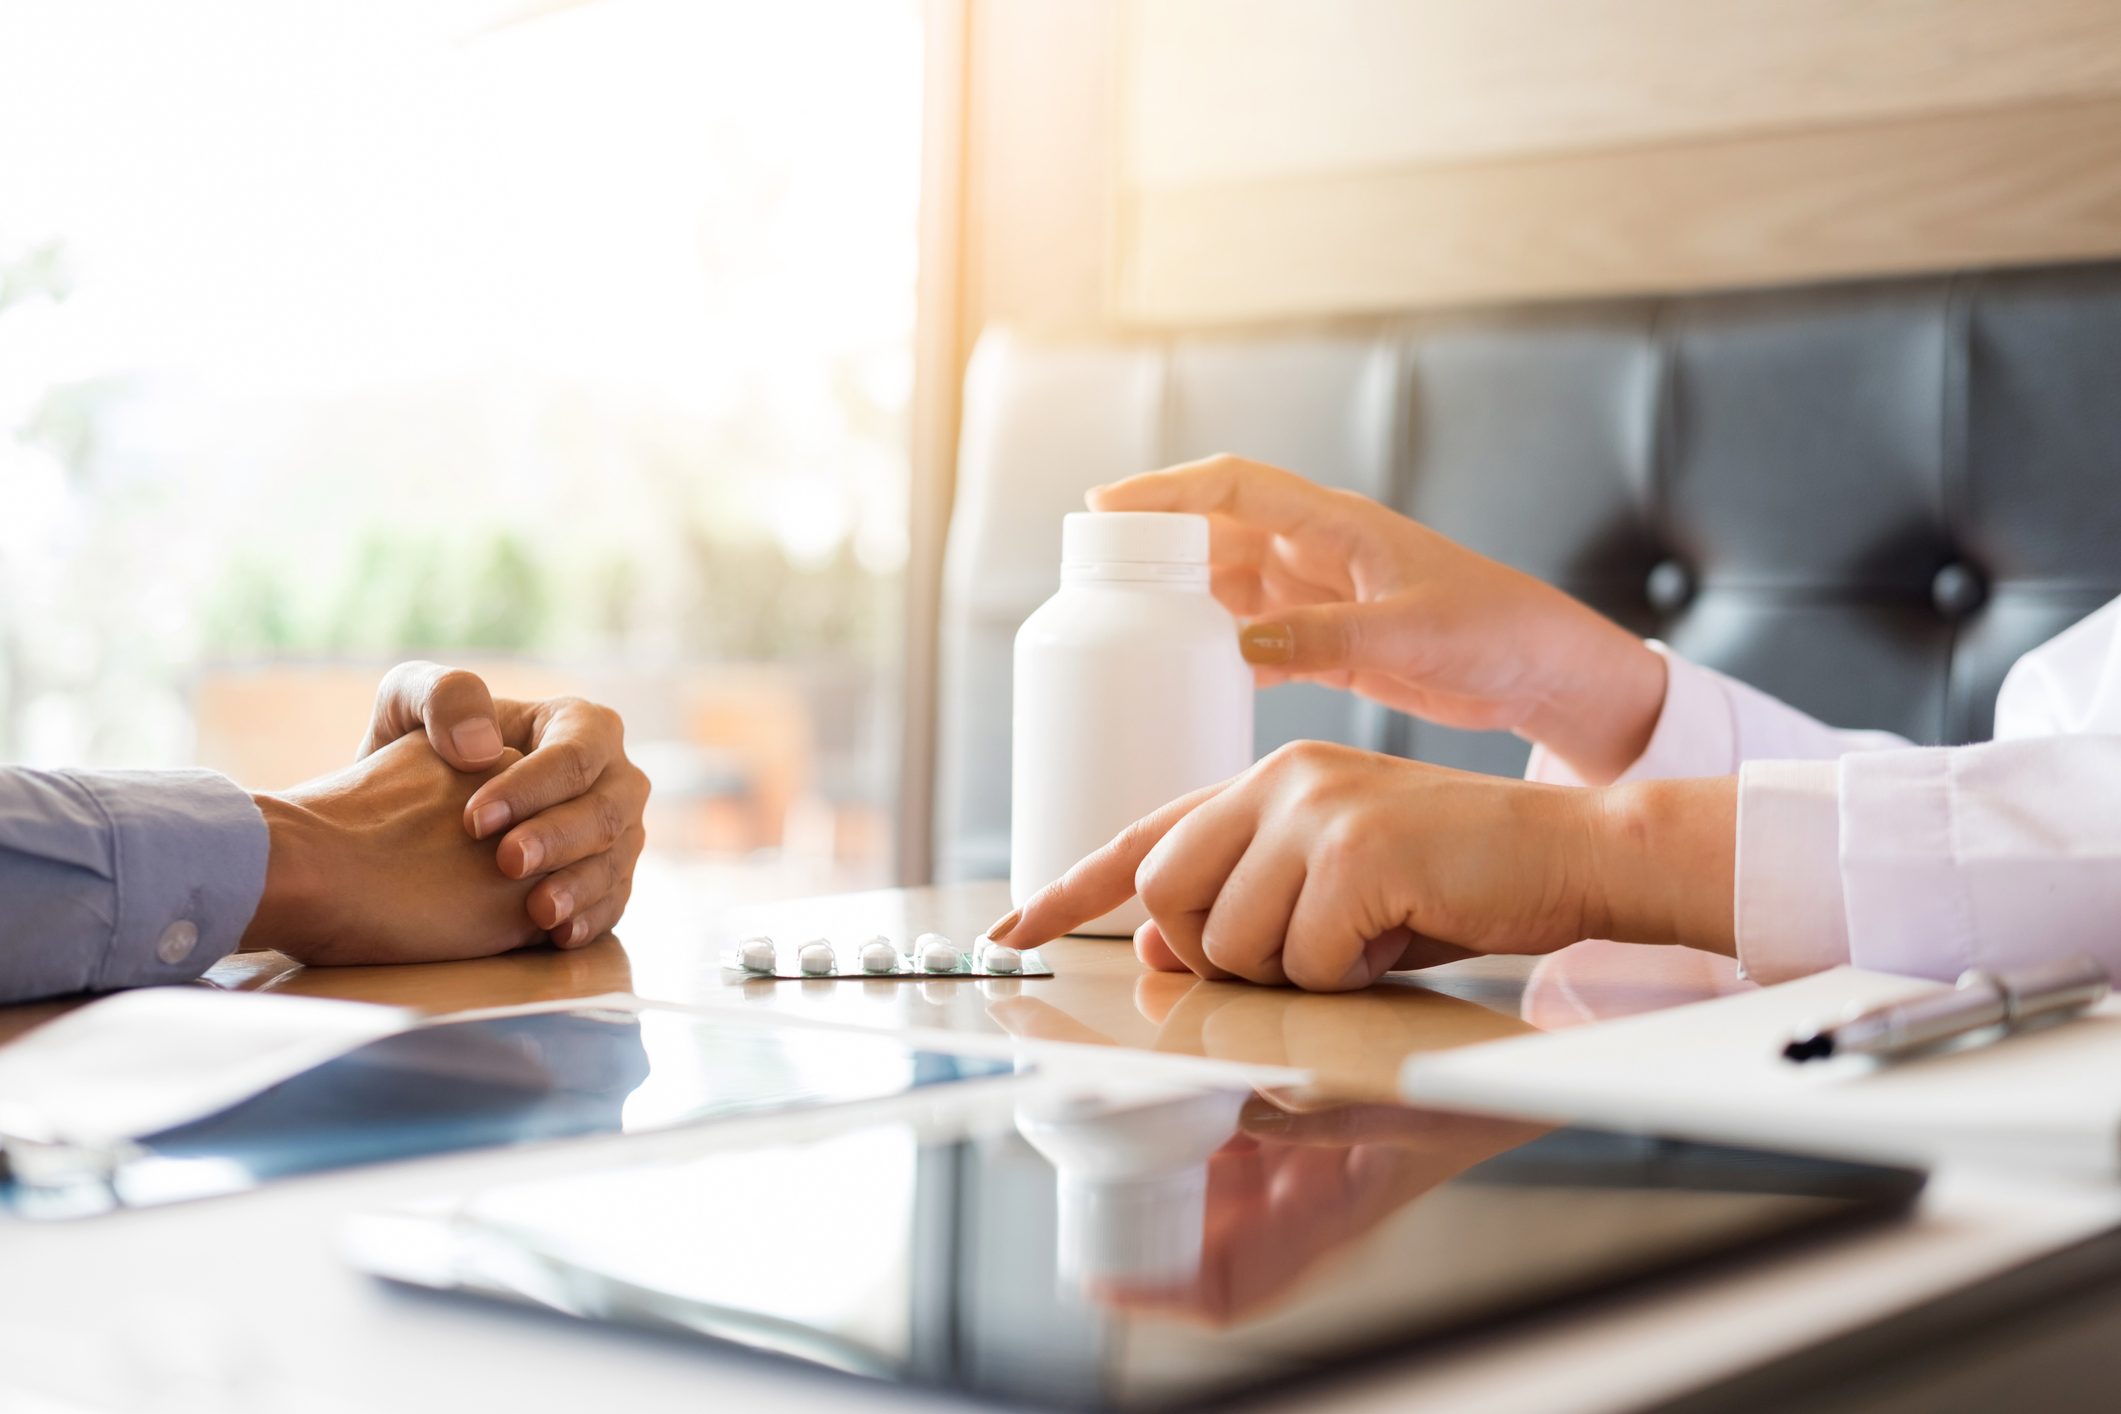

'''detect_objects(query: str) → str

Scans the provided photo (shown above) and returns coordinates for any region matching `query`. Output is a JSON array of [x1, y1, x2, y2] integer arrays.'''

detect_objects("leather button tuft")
[[1645, 559, 1695, 615], [1931, 561, 1986, 619]]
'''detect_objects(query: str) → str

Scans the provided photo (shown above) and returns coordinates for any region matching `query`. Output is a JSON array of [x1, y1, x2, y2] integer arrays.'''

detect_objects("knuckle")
[[1265, 739, 1333, 774], [431, 667, 485, 704], [1284, 952, 1338, 993], [1333, 612, 1367, 661], [553, 739, 600, 793], [1278, 920, 1343, 990], [593, 790, 630, 844], [1034, 872, 1086, 930], [1134, 854, 1176, 912], [372, 660, 427, 714], [1311, 826, 1363, 875], [1110, 812, 1161, 860], [593, 880, 636, 933]]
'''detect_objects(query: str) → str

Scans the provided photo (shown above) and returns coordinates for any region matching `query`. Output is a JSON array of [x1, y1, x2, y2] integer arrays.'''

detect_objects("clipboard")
[[1402, 967, 2121, 1177]]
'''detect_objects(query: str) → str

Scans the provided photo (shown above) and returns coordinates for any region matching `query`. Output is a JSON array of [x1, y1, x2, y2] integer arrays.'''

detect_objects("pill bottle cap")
[[1062, 512, 1208, 568]]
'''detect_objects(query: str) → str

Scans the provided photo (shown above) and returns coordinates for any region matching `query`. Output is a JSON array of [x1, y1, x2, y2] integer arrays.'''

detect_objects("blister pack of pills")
[[721, 932, 1052, 980]]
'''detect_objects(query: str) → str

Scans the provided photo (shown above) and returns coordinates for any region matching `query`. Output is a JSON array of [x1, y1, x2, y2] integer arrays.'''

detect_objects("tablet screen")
[[347, 1088, 1925, 1411]]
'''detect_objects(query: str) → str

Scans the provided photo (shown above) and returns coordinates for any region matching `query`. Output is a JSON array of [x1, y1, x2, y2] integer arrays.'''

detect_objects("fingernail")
[[1239, 622, 1295, 665], [561, 919, 584, 947], [514, 836, 544, 875], [1337, 958, 1374, 990], [986, 908, 1022, 942], [471, 801, 511, 839], [546, 887, 570, 924], [452, 718, 503, 761]]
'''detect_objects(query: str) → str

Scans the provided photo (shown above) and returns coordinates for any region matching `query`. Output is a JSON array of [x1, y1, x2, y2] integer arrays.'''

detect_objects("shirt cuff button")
[[156, 920, 200, 965]]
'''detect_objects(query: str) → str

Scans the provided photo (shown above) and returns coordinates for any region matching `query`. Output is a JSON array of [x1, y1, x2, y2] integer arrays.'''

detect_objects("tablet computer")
[[3, 1002, 1011, 1217], [345, 1087, 1925, 1411]]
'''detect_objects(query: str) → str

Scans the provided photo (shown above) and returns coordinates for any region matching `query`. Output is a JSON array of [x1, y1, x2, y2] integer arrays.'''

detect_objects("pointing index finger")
[[995, 783, 1226, 947]]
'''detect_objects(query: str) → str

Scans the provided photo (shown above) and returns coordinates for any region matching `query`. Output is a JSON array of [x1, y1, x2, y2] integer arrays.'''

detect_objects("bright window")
[[0, 0, 923, 898]]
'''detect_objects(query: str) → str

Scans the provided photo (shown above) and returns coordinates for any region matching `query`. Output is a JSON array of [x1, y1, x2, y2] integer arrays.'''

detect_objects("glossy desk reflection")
[[353, 1083, 1914, 1412], [0, 880, 1764, 1103]]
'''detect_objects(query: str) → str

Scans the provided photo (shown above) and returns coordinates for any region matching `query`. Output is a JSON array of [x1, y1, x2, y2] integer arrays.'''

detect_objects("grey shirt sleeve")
[[0, 767, 269, 1004]]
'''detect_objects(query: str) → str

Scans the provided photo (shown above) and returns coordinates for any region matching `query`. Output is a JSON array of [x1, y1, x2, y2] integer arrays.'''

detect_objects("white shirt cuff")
[[1525, 643, 1738, 787], [1734, 759, 1851, 983], [1838, 747, 1973, 981]]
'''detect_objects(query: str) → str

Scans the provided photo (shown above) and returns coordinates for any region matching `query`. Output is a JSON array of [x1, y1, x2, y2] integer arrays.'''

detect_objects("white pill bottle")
[[1010, 511, 1254, 935]]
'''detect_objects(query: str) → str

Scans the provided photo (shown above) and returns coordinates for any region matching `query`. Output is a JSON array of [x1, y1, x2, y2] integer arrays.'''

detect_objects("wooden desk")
[[4, 874, 2120, 1413], [180, 876, 1541, 1104]]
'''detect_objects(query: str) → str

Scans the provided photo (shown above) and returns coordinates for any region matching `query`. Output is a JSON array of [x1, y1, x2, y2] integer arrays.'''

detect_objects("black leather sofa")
[[936, 262, 2121, 879]]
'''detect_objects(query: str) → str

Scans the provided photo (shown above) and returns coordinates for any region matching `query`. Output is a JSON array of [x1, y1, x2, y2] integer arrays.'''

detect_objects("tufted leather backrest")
[[934, 264, 2121, 880]]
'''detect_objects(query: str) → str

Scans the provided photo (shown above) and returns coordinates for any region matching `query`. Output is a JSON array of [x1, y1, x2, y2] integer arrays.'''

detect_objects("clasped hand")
[[241, 662, 650, 966]]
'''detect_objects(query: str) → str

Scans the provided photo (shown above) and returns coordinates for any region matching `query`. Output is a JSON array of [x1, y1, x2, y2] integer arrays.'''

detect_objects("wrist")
[[1581, 777, 1738, 955], [1516, 620, 1667, 786], [241, 793, 327, 955]]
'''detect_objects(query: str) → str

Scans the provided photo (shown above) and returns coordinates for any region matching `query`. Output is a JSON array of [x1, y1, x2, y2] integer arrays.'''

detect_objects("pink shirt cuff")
[[1734, 759, 1851, 983], [1525, 644, 1737, 787]]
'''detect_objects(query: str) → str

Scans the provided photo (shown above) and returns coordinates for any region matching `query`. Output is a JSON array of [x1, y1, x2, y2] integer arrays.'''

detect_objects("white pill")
[[981, 944, 1023, 975], [917, 932, 961, 972], [860, 940, 899, 974], [798, 940, 836, 975], [738, 937, 777, 972]]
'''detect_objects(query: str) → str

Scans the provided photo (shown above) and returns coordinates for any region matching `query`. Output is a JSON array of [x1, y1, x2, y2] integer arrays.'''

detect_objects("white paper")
[[0, 988, 415, 1147], [1401, 966, 2121, 1177]]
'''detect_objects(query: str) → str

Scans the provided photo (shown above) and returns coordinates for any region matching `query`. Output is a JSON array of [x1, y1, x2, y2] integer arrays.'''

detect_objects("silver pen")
[[1782, 956, 2111, 1063]]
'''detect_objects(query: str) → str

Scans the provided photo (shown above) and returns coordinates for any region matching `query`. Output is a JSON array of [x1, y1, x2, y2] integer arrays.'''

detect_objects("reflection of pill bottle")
[[1011, 513, 1254, 935], [1014, 1088, 1246, 1294]]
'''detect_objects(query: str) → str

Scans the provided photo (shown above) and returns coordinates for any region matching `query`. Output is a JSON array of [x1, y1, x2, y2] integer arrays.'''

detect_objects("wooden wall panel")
[[1128, 0, 2121, 181], [1124, 96, 2121, 321], [1119, 0, 2121, 323]]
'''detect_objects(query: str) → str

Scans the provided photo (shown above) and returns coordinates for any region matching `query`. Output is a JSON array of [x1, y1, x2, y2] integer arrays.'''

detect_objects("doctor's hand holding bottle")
[[1085, 455, 1670, 785]]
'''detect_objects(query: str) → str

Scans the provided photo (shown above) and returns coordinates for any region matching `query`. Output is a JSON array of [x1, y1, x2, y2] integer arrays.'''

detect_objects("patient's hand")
[[1091, 456, 1664, 784], [240, 734, 546, 966], [358, 662, 650, 946]]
